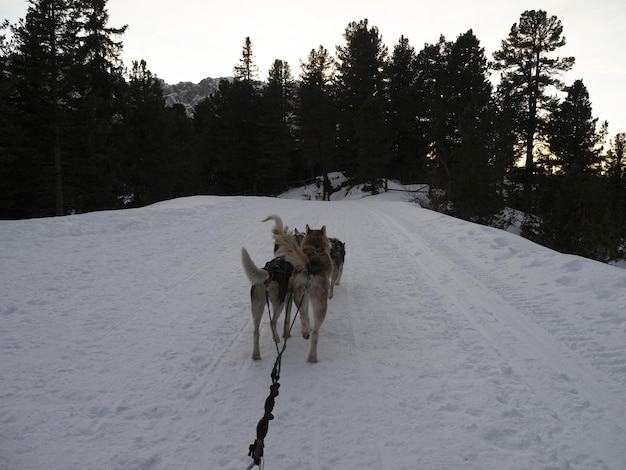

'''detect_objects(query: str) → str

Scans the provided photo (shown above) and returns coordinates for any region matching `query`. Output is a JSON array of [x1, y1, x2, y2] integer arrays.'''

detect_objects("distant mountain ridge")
[[160, 77, 231, 116]]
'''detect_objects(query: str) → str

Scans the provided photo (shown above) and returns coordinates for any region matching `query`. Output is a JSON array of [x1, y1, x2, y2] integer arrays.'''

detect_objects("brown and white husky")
[[267, 215, 332, 362]]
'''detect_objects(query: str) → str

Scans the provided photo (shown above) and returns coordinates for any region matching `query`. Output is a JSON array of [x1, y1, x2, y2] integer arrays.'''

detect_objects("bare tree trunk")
[[50, 1, 63, 215], [524, 55, 540, 212]]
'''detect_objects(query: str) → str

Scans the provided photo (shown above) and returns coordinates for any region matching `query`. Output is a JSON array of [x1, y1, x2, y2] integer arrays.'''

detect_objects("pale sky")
[[2, 0, 625, 137]]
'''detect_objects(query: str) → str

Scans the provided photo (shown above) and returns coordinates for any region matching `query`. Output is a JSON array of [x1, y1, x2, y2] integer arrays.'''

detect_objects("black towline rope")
[[247, 293, 303, 469]]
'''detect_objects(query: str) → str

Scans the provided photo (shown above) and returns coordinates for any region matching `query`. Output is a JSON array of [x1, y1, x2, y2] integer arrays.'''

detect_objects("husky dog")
[[329, 237, 345, 299], [241, 247, 293, 360], [268, 215, 332, 363], [264, 216, 310, 341], [293, 228, 306, 247]]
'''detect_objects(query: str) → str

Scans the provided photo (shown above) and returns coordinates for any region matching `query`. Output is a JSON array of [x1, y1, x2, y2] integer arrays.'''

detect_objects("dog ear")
[[306, 224, 311, 233], [321, 225, 326, 235]]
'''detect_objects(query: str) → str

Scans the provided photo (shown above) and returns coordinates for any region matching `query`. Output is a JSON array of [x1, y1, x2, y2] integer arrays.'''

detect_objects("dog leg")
[[296, 292, 311, 339], [250, 285, 265, 360], [307, 295, 328, 363], [270, 298, 282, 344], [283, 291, 293, 339], [329, 270, 336, 299], [336, 264, 343, 285]]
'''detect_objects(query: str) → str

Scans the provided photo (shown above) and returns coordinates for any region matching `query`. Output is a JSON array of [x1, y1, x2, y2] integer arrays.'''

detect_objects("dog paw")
[[302, 331, 310, 340], [252, 353, 261, 360], [307, 355, 318, 363]]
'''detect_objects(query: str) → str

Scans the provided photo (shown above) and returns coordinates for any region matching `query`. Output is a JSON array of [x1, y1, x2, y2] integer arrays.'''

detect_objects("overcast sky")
[[2, 0, 625, 137]]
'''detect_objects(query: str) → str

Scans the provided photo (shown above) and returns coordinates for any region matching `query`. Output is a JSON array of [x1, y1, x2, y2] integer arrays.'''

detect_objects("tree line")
[[1, 2, 625, 262]]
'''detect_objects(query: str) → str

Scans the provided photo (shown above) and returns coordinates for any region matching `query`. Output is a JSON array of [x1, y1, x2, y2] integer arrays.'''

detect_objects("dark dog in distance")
[[329, 237, 345, 299]]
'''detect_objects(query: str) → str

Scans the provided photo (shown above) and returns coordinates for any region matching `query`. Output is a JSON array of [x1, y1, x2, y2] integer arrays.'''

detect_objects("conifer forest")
[[1, 2, 625, 262]]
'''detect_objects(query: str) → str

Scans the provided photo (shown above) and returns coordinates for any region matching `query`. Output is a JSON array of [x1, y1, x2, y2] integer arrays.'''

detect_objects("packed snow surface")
[[2, 187, 626, 469]]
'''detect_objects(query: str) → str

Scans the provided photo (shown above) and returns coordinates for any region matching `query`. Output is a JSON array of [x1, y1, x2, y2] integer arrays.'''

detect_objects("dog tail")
[[241, 248, 270, 285], [262, 214, 284, 229], [270, 221, 308, 271]]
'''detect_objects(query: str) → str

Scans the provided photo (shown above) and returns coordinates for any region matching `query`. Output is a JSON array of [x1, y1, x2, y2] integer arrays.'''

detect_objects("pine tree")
[[0, 21, 26, 218], [8, 0, 80, 216], [354, 97, 391, 193], [493, 9, 575, 211], [66, 0, 127, 211], [335, 19, 388, 179], [525, 80, 617, 260], [234, 36, 260, 85], [386, 35, 427, 182], [258, 59, 297, 193], [446, 30, 499, 221], [415, 31, 498, 217], [120, 59, 172, 206], [197, 76, 263, 195], [546, 79, 606, 175], [336, 19, 387, 102], [607, 133, 625, 184], [297, 45, 336, 179], [5, 0, 127, 216], [606, 133, 626, 243], [414, 35, 452, 203], [264, 59, 296, 126], [163, 103, 198, 198], [492, 80, 526, 203]]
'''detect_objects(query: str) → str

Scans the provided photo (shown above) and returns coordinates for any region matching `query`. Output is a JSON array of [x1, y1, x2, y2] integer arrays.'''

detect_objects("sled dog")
[[264, 216, 308, 341], [241, 247, 293, 360], [329, 237, 345, 299], [267, 214, 332, 362]]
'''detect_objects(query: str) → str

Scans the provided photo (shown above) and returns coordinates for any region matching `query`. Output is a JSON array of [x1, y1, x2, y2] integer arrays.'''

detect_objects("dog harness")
[[262, 258, 293, 299]]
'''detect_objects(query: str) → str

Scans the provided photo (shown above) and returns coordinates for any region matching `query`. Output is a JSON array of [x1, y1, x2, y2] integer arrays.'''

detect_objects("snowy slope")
[[1, 191, 626, 470]]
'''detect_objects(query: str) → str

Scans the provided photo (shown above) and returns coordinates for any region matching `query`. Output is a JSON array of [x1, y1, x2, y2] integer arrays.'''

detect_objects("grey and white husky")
[[241, 247, 293, 360]]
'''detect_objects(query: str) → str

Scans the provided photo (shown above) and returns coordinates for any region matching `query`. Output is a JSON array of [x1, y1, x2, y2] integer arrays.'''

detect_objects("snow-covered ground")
[[2, 186, 626, 470]]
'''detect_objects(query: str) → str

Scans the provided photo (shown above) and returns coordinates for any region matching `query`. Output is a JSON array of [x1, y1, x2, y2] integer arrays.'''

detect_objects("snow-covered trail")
[[1, 194, 625, 470], [356, 198, 626, 469]]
